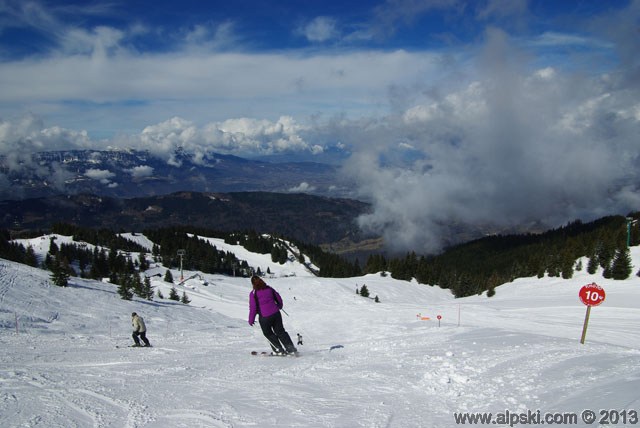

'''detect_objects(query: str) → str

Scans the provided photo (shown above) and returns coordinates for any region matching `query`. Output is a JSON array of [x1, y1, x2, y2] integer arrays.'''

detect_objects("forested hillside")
[[0, 224, 359, 287], [3, 214, 639, 298], [364, 214, 640, 297], [0, 191, 369, 246]]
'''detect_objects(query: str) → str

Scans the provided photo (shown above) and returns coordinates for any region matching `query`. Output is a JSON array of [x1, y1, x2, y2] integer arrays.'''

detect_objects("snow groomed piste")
[[1, 234, 639, 427]]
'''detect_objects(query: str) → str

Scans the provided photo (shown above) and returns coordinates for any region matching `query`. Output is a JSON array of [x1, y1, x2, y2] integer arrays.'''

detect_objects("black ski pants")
[[132, 330, 150, 346], [258, 311, 295, 352]]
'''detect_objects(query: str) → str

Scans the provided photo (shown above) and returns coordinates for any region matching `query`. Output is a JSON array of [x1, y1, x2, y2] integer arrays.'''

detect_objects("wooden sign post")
[[578, 283, 606, 344]]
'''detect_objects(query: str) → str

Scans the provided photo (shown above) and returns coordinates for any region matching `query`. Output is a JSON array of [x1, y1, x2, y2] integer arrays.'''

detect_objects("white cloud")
[[0, 46, 443, 131], [212, 116, 314, 155], [0, 113, 325, 163], [59, 25, 125, 57], [299, 17, 339, 43], [84, 168, 115, 184], [288, 182, 316, 193], [133, 115, 320, 160], [127, 165, 154, 178], [339, 32, 640, 253], [530, 32, 609, 49], [0, 114, 93, 163], [181, 21, 240, 51]]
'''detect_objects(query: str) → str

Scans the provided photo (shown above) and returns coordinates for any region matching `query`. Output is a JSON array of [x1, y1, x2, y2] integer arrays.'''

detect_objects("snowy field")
[[1, 235, 640, 427]]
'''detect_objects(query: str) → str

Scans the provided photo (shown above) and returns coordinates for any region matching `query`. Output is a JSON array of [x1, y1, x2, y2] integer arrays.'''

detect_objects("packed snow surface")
[[1, 235, 639, 427]]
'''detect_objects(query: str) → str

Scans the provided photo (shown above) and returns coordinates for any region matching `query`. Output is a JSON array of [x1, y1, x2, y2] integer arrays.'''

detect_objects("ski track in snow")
[[1, 242, 640, 427]]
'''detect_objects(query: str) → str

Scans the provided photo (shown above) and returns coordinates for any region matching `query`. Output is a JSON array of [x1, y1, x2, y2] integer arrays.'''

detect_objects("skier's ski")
[[250, 351, 299, 357], [116, 344, 153, 348], [249, 345, 341, 356]]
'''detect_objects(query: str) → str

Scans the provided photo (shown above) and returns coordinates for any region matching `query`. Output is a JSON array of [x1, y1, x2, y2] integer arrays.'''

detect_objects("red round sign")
[[437, 315, 442, 320], [579, 283, 606, 307]]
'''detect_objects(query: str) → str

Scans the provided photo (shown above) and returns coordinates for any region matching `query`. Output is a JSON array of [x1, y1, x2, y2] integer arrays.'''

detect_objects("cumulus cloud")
[[0, 113, 93, 172], [0, 113, 326, 167], [339, 26, 640, 254], [288, 182, 316, 193], [127, 165, 154, 178], [84, 168, 115, 184], [134, 115, 322, 162]]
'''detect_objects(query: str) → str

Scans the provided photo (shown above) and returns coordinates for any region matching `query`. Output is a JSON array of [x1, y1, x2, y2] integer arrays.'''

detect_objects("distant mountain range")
[[0, 149, 352, 200], [0, 149, 555, 257]]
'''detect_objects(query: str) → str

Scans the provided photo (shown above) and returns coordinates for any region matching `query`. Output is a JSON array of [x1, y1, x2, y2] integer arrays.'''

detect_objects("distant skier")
[[131, 312, 151, 347], [297, 333, 303, 346], [248, 276, 297, 355]]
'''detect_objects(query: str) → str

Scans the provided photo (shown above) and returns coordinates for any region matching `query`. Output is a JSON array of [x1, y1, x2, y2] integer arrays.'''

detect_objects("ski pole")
[[281, 309, 289, 317]]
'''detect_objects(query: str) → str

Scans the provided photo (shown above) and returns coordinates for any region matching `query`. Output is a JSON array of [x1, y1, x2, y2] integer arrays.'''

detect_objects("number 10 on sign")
[[579, 283, 606, 344]]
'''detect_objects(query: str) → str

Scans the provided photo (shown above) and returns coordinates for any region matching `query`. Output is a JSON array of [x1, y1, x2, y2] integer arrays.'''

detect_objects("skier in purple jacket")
[[248, 275, 297, 355]]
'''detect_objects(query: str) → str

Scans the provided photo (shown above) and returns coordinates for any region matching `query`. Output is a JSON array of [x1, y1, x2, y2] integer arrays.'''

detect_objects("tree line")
[[362, 214, 640, 297], [2, 214, 639, 300]]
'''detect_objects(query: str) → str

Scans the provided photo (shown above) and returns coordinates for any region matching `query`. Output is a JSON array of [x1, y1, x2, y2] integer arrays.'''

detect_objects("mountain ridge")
[[0, 149, 351, 200]]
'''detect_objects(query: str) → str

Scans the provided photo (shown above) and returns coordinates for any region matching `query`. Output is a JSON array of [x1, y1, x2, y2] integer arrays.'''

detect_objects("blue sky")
[[0, 0, 629, 139], [1, 0, 639, 252]]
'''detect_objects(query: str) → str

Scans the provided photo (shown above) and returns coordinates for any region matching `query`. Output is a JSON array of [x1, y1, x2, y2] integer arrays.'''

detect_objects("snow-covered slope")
[[1, 238, 639, 427]]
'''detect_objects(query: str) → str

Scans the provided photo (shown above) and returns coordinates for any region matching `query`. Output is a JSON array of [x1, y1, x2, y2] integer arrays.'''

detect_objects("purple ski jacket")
[[248, 287, 283, 325]]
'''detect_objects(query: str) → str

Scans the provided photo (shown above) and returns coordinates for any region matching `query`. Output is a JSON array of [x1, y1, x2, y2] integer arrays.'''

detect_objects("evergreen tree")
[[181, 291, 191, 304], [24, 246, 38, 267], [43, 253, 52, 270], [48, 237, 59, 255], [587, 256, 598, 275], [117, 279, 133, 300], [131, 273, 144, 298], [89, 247, 109, 279], [365, 254, 387, 274], [169, 287, 180, 301], [360, 284, 370, 298], [142, 276, 154, 300], [547, 255, 560, 277], [50, 255, 70, 287], [271, 245, 288, 264], [597, 242, 615, 271], [556, 249, 574, 279], [138, 252, 149, 271], [164, 269, 174, 283], [611, 248, 632, 280]]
